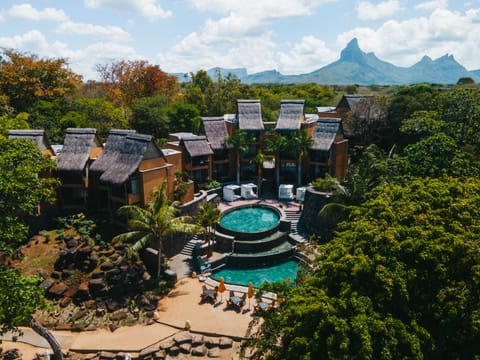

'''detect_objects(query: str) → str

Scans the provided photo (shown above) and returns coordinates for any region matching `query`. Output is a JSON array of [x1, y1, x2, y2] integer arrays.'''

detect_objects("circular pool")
[[219, 205, 280, 234]]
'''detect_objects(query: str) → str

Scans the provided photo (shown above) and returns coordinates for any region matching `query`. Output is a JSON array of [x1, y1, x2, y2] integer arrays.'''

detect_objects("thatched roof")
[[201, 117, 228, 150], [336, 94, 374, 111], [311, 118, 342, 151], [275, 100, 304, 130], [57, 128, 102, 173], [100, 133, 162, 186], [237, 99, 264, 130], [7, 129, 53, 153], [90, 129, 136, 174], [181, 136, 213, 157]]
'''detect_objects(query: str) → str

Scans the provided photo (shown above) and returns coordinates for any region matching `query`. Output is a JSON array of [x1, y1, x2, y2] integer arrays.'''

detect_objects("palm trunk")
[[31, 320, 63, 360], [297, 155, 302, 187], [236, 152, 241, 185], [275, 154, 280, 187]]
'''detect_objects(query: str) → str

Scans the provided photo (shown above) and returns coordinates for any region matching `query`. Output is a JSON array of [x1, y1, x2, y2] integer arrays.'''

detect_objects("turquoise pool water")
[[220, 206, 280, 233], [212, 260, 299, 287]]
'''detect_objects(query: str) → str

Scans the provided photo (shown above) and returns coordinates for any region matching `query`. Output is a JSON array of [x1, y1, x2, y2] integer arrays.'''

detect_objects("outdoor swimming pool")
[[212, 259, 299, 287], [219, 206, 280, 233]]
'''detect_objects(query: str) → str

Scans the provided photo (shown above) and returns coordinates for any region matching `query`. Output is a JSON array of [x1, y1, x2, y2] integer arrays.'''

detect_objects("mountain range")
[[178, 38, 480, 85]]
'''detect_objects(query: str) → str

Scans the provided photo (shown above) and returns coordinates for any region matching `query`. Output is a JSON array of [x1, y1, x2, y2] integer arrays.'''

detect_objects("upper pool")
[[219, 206, 280, 234]]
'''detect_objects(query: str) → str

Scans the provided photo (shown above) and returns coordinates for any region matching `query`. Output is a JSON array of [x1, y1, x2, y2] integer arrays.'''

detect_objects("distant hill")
[[175, 38, 480, 85]]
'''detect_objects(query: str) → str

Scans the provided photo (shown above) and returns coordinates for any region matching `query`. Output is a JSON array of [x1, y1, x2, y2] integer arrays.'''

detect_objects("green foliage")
[[250, 177, 480, 359], [167, 102, 201, 134], [113, 184, 199, 277], [0, 268, 47, 336], [130, 95, 170, 139], [403, 133, 480, 177], [197, 202, 220, 257], [0, 138, 58, 254]]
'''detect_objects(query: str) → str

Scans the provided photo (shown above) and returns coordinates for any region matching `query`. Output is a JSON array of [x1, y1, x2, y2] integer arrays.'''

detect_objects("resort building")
[[7, 129, 55, 158], [200, 116, 234, 182], [89, 129, 177, 221], [56, 128, 103, 211]]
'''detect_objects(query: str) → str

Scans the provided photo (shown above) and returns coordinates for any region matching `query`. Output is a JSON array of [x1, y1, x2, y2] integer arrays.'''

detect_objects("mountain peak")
[[340, 38, 365, 62]]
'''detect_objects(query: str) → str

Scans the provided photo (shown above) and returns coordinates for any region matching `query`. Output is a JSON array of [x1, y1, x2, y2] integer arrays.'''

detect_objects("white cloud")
[[84, 0, 171, 21], [415, 0, 449, 11], [5, 3, 68, 22], [338, 8, 480, 69], [56, 21, 132, 42], [0, 30, 51, 53], [189, 0, 332, 20], [277, 36, 338, 74], [356, 0, 402, 20]]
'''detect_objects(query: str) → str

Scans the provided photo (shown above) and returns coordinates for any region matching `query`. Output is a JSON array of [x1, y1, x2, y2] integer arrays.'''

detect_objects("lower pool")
[[211, 259, 299, 287]]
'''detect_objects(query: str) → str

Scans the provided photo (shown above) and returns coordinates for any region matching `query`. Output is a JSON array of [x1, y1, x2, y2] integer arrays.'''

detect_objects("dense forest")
[[1, 50, 480, 359]]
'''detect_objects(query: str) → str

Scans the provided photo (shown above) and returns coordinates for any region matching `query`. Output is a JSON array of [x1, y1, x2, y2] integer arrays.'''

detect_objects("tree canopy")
[[249, 176, 480, 359]]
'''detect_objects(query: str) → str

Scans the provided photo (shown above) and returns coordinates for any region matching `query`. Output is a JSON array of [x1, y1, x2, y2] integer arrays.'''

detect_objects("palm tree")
[[113, 184, 199, 278], [290, 130, 314, 187], [197, 202, 221, 257], [225, 130, 249, 185], [265, 132, 288, 187], [250, 151, 267, 196]]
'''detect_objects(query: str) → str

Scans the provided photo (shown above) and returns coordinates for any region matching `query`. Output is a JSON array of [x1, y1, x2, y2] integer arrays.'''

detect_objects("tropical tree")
[[225, 130, 249, 185], [0, 138, 59, 255], [250, 151, 268, 196], [113, 184, 199, 278], [197, 202, 221, 257], [0, 49, 81, 112], [265, 132, 288, 186], [289, 130, 314, 186], [248, 176, 480, 359]]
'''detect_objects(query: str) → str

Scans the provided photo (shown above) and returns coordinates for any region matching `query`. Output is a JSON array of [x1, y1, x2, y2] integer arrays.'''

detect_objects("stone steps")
[[180, 234, 202, 256]]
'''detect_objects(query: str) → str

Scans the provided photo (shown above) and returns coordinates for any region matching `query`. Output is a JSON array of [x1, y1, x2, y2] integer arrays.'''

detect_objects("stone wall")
[[302, 186, 330, 235]]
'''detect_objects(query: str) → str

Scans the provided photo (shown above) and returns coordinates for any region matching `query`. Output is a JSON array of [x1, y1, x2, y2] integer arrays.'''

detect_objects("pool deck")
[[217, 197, 301, 214]]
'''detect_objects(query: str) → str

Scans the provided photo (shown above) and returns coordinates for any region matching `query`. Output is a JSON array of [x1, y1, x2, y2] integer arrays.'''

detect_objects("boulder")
[[205, 337, 220, 349], [191, 345, 207, 357], [138, 347, 157, 359], [179, 343, 192, 354], [59, 297, 72, 308], [192, 335, 204, 347], [219, 337, 233, 349], [50, 271, 62, 279], [207, 348, 221, 358], [159, 340, 175, 351], [39, 278, 55, 291], [100, 261, 115, 271], [110, 310, 128, 321], [74, 281, 90, 300], [71, 309, 88, 321], [99, 351, 116, 360], [70, 322, 85, 332], [167, 346, 180, 356], [174, 331, 193, 345], [48, 282, 68, 297], [153, 350, 166, 360]]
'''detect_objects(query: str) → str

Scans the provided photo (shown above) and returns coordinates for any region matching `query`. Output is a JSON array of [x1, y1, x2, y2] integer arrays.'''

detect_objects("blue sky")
[[1, 0, 480, 80]]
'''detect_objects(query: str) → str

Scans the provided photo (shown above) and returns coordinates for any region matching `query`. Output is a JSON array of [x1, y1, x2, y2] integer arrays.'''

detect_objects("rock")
[[100, 262, 115, 271], [205, 337, 219, 349], [174, 332, 193, 345], [99, 351, 116, 359], [153, 350, 166, 360], [70, 322, 85, 332], [66, 238, 78, 249], [62, 269, 75, 279], [91, 270, 104, 279], [139, 347, 157, 359], [71, 309, 88, 321], [146, 318, 155, 325], [48, 282, 68, 297], [59, 297, 72, 308], [89, 253, 100, 268], [50, 271, 62, 279], [192, 335, 204, 347], [37, 269, 48, 279], [207, 348, 221, 358], [167, 346, 180, 356], [110, 310, 128, 321], [105, 299, 122, 312], [74, 281, 90, 300], [84, 299, 96, 309], [159, 340, 175, 351], [3, 348, 22, 360], [39, 278, 55, 291], [96, 308, 106, 317], [179, 343, 192, 354], [219, 337, 233, 349], [191, 345, 207, 357], [109, 323, 119, 332]]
